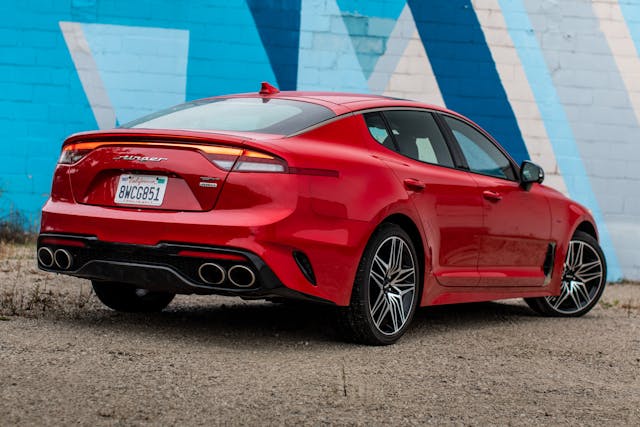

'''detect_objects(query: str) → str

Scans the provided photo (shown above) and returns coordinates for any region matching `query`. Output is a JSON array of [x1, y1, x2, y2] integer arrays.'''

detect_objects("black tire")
[[338, 223, 420, 345], [92, 281, 175, 313], [525, 231, 607, 317]]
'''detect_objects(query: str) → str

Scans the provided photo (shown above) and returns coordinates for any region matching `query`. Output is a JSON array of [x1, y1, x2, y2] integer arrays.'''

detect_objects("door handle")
[[482, 190, 502, 202], [404, 178, 426, 192]]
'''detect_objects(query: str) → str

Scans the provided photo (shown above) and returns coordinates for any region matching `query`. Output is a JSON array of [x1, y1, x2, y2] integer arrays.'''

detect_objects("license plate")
[[115, 175, 167, 206]]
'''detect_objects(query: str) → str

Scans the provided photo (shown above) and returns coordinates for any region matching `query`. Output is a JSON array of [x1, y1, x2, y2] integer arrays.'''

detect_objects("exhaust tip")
[[37, 247, 54, 268], [228, 265, 256, 288], [54, 249, 73, 270], [198, 263, 225, 285]]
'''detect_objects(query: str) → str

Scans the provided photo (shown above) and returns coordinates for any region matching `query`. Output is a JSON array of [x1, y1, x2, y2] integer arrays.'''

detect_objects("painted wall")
[[1, 0, 638, 280]]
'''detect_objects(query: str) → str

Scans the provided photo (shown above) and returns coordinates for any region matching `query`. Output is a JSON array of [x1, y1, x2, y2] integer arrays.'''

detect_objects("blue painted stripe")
[[498, 0, 622, 280], [619, 1, 640, 57], [247, 0, 301, 90], [186, 3, 277, 100], [337, 0, 406, 20], [407, 0, 529, 164]]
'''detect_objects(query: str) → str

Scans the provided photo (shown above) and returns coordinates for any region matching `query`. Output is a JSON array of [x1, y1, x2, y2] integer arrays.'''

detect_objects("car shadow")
[[57, 297, 540, 348], [415, 300, 537, 324]]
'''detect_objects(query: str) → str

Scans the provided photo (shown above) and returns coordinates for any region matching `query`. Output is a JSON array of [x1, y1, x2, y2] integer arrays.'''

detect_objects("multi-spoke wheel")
[[525, 231, 607, 317], [92, 281, 175, 312], [338, 223, 420, 345]]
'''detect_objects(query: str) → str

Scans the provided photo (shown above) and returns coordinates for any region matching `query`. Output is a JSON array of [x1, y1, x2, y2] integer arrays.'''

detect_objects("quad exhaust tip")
[[228, 265, 256, 288], [198, 263, 226, 285], [37, 247, 54, 268], [198, 263, 256, 288], [54, 249, 73, 270], [38, 247, 73, 270]]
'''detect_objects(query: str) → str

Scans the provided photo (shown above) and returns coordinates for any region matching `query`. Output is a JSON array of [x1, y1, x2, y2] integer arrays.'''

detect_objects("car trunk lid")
[[63, 131, 251, 212]]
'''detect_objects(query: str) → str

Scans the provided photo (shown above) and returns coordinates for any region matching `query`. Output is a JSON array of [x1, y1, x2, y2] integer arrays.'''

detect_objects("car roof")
[[218, 90, 456, 116]]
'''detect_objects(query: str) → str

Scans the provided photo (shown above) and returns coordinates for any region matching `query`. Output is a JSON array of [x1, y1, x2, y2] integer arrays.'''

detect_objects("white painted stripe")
[[471, 0, 568, 194], [59, 22, 116, 130], [297, 0, 369, 92], [593, 0, 640, 127], [378, 5, 445, 107], [369, 6, 415, 94]]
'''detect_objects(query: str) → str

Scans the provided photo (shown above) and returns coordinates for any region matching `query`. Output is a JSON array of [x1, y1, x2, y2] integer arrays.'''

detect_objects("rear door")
[[363, 110, 484, 286], [440, 115, 552, 286]]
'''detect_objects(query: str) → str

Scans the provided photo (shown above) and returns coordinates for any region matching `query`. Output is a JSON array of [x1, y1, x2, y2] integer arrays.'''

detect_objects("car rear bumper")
[[37, 234, 334, 304], [39, 200, 372, 305]]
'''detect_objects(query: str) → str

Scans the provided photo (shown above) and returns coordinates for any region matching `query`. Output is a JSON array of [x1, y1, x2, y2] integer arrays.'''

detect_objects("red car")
[[37, 83, 607, 345]]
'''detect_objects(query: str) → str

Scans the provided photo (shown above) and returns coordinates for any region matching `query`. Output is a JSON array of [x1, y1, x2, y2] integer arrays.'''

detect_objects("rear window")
[[124, 97, 335, 135]]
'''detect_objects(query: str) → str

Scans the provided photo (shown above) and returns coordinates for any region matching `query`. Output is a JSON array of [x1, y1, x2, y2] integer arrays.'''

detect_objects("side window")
[[364, 112, 395, 151], [384, 111, 454, 167], [368, 110, 454, 168], [443, 116, 516, 180]]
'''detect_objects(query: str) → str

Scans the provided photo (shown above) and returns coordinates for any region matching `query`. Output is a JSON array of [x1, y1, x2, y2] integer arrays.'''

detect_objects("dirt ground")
[[0, 243, 639, 426]]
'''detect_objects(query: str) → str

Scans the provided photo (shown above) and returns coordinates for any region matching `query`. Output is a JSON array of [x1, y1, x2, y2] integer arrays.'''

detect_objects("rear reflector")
[[39, 237, 87, 248], [288, 167, 339, 177], [177, 250, 247, 262]]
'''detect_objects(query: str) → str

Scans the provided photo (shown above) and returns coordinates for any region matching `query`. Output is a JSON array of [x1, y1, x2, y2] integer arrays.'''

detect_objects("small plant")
[[0, 210, 37, 244], [617, 278, 640, 286], [0, 286, 21, 315], [599, 299, 619, 309]]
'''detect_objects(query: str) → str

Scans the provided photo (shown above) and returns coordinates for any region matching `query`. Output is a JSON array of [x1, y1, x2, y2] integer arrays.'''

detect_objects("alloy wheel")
[[368, 236, 417, 335], [545, 239, 605, 315]]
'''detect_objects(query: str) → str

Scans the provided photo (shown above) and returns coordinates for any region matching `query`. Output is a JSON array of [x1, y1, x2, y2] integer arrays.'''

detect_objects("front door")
[[442, 115, 552, 286]]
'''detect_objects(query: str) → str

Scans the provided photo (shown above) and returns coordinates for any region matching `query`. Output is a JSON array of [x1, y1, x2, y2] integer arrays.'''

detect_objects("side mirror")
[[520, 160, 544, 191]]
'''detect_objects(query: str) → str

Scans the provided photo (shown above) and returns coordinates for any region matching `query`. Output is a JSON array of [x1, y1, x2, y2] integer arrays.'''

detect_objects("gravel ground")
[[1, 243, 639, 426]]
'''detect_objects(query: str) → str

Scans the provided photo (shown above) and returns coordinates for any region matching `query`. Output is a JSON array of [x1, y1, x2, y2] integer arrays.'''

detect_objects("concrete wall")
[[1, 0, 638, 279]]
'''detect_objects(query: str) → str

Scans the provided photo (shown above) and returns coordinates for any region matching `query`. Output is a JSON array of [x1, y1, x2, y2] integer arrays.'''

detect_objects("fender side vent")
[[543, 243, 556, 279], [293, 251, 317, 286]]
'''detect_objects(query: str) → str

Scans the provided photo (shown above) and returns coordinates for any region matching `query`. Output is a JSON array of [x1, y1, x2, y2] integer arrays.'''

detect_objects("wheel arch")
[[380, 213, 427, 295], [574, 220, 598, 241]]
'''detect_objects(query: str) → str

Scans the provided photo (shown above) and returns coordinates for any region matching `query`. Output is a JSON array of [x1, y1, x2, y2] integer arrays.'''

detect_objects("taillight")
[[57, 141, 287, 173], [58, 143, 93, 164], [57, 141, 244, 166], [232, 150, 288, 173], [202, 147, 243, 170], [205, 148, 287, 173]]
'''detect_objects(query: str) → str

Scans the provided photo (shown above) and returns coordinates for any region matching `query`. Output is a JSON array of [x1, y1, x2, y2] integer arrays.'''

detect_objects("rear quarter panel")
[[271, 115, 424, 304]]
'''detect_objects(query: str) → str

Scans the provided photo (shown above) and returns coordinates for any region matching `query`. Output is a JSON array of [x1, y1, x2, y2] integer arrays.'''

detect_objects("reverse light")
[[206, 148, 287, 173], [231, 150, 288, 173]]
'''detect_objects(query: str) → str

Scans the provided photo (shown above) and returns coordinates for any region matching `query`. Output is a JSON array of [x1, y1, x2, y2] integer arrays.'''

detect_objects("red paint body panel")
[[39, 91, 598, 308], [470, 174, 552, 286]]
